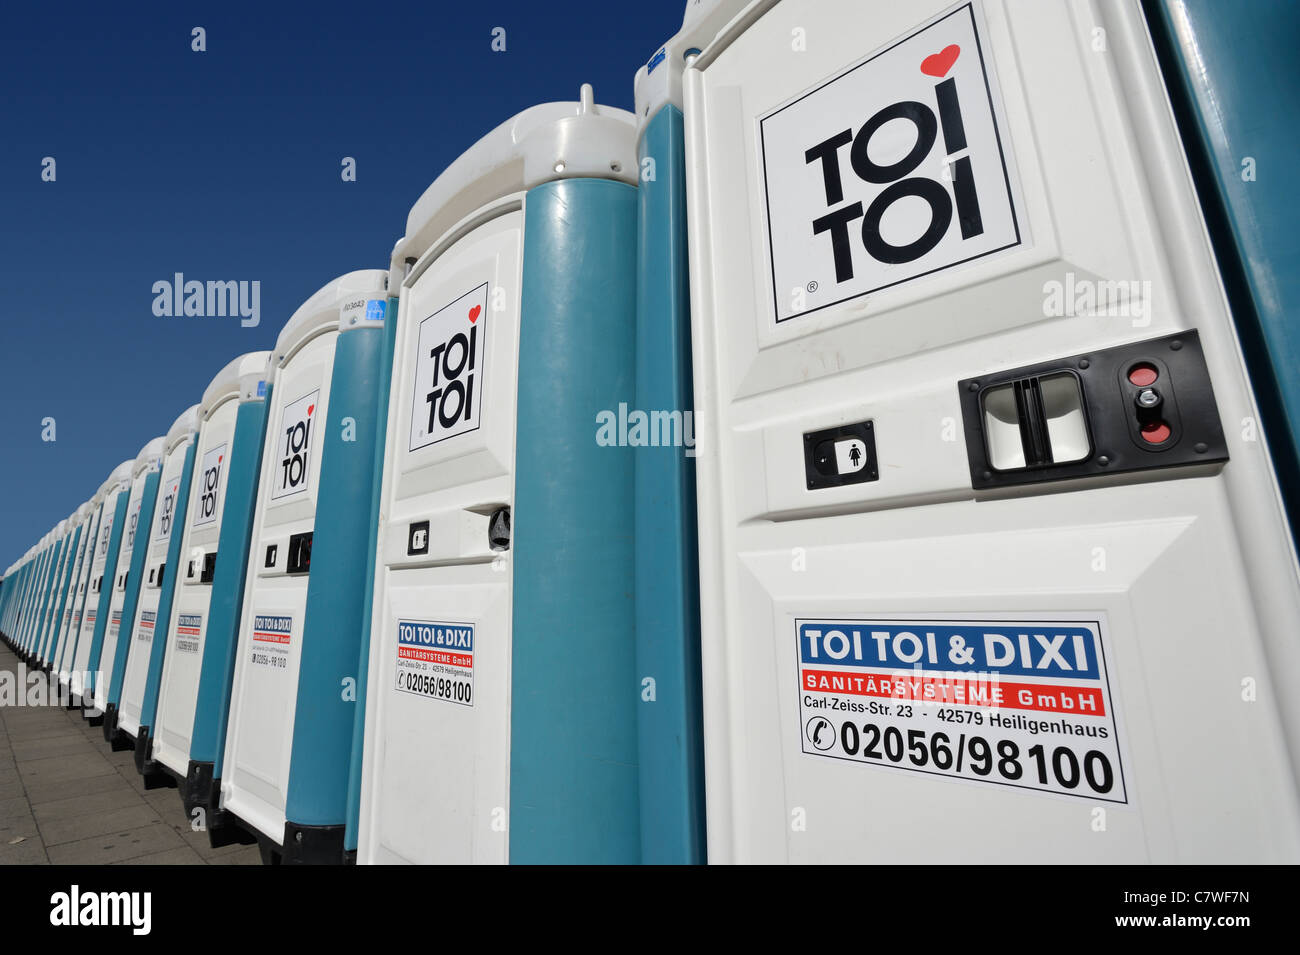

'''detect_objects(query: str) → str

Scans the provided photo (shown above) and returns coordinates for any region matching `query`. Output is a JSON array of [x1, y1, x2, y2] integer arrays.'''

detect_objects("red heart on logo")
[[468, 305, 481, 324], [920, 44, 960, 77], [307, 404, 315, 416]]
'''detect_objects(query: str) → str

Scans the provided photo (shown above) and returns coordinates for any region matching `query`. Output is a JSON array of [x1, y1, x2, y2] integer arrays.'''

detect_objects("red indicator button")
[[1128, 363, 1158, 387], [1140, 420, 1172, 444]]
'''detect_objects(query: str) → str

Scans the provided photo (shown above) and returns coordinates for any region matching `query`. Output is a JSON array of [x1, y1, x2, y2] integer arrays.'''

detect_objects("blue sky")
[[0, 0, 683, 567]]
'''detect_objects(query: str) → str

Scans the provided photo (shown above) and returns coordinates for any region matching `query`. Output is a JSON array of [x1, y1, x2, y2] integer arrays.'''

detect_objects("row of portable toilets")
[[4, 0, 1300, 864]]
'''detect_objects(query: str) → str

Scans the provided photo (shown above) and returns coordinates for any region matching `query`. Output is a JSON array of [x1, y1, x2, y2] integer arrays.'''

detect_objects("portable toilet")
[[14, 545, 45, 653], [7, 542, 38, 652], [43, 516, 84, 669], [0, 562, 13, 643], [20, 525, 57, 663], [50, 501, 100, 686], [30, 531, 63, 663], [5, 556, 26, 642], [0, 549, 31, 643], [46, 505, 91, 669], [55, 489, 106, 691], [18, 545, 47, 651], [19, 528, 52, 662], [0, 558, 14, 643], [95, 436, 165, 734], [680, 0, 1300, 862], [166, 354, 272, 846], [115, 405, 200, 767], [70, 460, 137, 710], [4, 558, 24, 641], [0, 558, 14, 640], [34, 511, 76, 670], [52, 501, 101, 685], [8, 544, 44, 653], [0, 563, 10, 640], [25, 522, 66, 665], [5, 543, 42, 654], [52, 503, 97, 665], [356, 86, 640, 864], [221, 270, 390, 862], [149, 352, 271, 805]]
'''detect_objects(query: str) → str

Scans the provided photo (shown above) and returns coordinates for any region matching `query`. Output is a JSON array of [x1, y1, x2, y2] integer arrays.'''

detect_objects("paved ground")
[[0, 643, 259, 865]]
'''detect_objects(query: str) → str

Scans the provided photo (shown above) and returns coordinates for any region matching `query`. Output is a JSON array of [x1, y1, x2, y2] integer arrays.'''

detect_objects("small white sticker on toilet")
[[796, 617, 1129, 804], [395, 619, 474, 707]]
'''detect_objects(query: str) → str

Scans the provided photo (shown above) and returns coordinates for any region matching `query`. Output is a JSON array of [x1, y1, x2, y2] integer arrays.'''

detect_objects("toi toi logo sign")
[[273, 391, 318, 500], [409, 282, 488, 451], [193, 445, 226, 527], [154, 479, 180, 542], [124, 497, 141, 552], [759, 1, 1024, 322], [98, 512, 113, 557]]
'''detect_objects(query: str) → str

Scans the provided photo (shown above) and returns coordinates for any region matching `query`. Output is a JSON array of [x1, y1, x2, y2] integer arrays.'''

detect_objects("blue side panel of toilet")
[[0, 571, 13, 637], [17, 548, 41, 648], [56, 514, 95, 673], [36, 541, 65, 656], [106, 471, 161, 706], [285, 324, 384, 830], [24, 547, 48, 649], [42, 526, 83, 663], [510, 177, 641, 864], [12, 555, 39, 646], [138, 442, 198, 734], [0, 569, 12, 634], [26, 546, 54, 652], [0, 562, 23, 637], [2, 567, 14, 637], [48, 526, 85, 662], [29, 538, 64, 656], [12, 561, 32, 637], [195, 391, 271, 774], [39, 540, 68, 657], [634, 104, 707, 865], [25, 552, 47, 650], [84, 492, 131, 694], [345, 294, 399, 854], [19, 557, 43, 645], [10, 564, 28, 635], [1147, 0, 1300, 546], [32, 545, 58, 654], [30, 541, 57, 659]]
